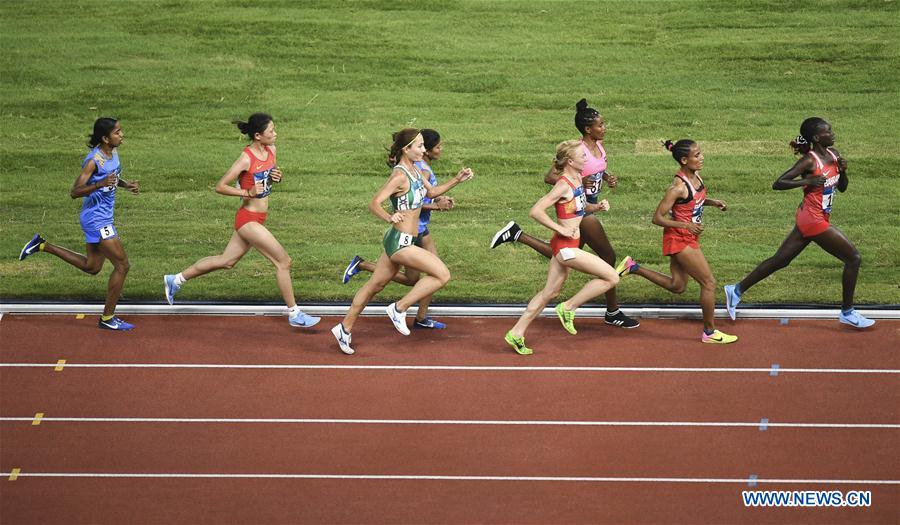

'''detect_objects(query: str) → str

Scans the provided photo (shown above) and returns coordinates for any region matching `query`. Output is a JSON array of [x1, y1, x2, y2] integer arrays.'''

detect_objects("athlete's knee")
[[435, 268, 451, 286], [274, 254, 292, 272], [669, 282, 687, 294], [698, 275, 716, 291], [221, 258, 240, 270], [111, 257, 130, 274], [85, 265, 103, 276], [845, 250, 861, 268], [606, 273, 620, 288]]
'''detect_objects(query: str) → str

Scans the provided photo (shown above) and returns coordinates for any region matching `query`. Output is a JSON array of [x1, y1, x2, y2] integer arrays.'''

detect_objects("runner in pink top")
[[490, 99, 638, 328]]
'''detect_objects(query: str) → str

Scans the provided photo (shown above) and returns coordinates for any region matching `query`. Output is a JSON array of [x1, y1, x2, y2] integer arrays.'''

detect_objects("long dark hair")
[[87, 117, 119, 148], [387, 128, 420, 167], [233, 113, 273, 141]]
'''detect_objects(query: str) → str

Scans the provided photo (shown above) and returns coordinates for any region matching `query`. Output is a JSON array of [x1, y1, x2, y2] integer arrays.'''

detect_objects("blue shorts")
[[81, 220, 118, 244]]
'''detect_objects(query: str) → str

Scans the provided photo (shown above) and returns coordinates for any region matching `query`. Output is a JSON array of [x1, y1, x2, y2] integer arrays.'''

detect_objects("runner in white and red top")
[[724, 117, 874, 329]]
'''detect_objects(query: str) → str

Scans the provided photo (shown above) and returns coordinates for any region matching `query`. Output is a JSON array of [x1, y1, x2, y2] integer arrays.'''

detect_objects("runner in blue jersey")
[[341, 129, 454, 329], [18, 117, 139, 330]]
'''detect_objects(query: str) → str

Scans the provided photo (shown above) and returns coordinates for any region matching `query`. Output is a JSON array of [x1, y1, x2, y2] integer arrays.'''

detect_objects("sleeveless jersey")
[[669, 172, 706, 225], [581, 140, 607, 204], [238, 146, 276, 199], [801, 149, 840, 217], [390, 164, 427, 212], [79, 147, 121, 226], [555, 176, 587, 219], [414, 160, 438, 233]]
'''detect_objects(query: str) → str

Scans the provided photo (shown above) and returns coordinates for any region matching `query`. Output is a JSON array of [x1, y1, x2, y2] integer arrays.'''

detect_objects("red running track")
[[0, 314, 898, 524]]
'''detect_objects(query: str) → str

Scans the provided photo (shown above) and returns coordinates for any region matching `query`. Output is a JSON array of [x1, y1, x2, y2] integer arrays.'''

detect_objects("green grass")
[[1, 0, 898, 305]]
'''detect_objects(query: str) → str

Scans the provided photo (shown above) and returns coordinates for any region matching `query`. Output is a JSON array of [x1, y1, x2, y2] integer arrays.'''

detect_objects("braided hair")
[[789, 117, 827, 155], [661, 139, 696, 165], [574, 98, 601, 135]]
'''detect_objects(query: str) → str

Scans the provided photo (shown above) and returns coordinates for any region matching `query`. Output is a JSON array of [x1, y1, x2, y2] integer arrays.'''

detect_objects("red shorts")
[[662, 229, 700, 256], [550, 233, 580, 256], [795, 207, 830, 238], [234, 208, 267, 231]]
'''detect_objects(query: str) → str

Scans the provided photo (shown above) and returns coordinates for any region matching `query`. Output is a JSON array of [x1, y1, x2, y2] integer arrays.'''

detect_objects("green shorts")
[[383, 227, 420, 257]]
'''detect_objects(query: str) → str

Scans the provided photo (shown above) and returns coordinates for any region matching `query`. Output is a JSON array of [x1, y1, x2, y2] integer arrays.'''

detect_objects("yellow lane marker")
[[9, 468, 20, 481], [75, 314, 85, 320], [54, 360, 66, 372], [32, 413, 44, 426]]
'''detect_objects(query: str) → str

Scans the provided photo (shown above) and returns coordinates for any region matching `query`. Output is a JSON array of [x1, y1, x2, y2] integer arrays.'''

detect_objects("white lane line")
[[0, 417, 897, 428], [1, 363, 898, 374], [2, 472, 898, 484]]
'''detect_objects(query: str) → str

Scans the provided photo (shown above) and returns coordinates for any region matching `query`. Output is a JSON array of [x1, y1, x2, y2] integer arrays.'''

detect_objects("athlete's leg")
[[237, 223, 298, 308], [579, 217, 620, 310], [517, 232, 553, 258], [811, 226, 861, 310], [390, 246, 451, 311], [737, 226, 810, 294], [358, 260, 421, 286], [180, 231, 252, 279], [632, 256, 690, 294], [559, 248, 620, 310], [509, 257, 569, 337], [342, 253, 399, 332], [42, 242, 107, 275], [96, 238, 130, 317], [414, 233, 438, 321], [672, 247, 717, 332]]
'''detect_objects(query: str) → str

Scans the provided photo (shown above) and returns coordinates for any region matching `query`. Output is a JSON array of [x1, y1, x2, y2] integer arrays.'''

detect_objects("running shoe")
[[342, 255, 363, 284], [289, 310, 321, 328], [555, 302, 577, 335], [386, 302, 410, 335], [331, 323, 355, 355], [701, 329, 738, 344], [163, 274, 180, 306], [490, 221, 521, 249], [838, 309, 876, 329], [98, 316, 135, 331], [504, 331, 533, 355], [724, 284, 741, 321], [414, 317, 446, 329], [604, 310, 640, 328], [615, 256, 638, 277], [19, 233, 45, 261]]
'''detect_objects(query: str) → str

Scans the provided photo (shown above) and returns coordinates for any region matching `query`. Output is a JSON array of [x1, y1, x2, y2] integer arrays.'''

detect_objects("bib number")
[[398, 232, 414, 247], [99, 224, 117, 240], [822, 188, 834, 213]]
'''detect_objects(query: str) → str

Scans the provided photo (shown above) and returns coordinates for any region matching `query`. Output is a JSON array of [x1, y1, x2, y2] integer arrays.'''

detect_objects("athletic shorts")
[[795, 207, 830, 238], [235, 208, 267, 231], [662, 229, 700, 256], [81, 221, 118, 244], [550, 233, 580, 257], [383, 227, 420, 257]]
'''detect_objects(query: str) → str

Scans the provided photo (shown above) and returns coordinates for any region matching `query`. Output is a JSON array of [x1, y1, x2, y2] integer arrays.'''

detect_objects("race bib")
[[822, 187, 834, 213], [99, 224, 117, 240], [398, 232, 414, 247]]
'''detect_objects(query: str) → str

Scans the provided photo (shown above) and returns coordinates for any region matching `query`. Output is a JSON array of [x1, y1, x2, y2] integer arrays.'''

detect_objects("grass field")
[[1, 0, 898, 306]]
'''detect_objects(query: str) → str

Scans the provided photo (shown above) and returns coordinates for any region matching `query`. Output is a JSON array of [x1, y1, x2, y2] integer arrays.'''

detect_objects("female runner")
[[19, 117, 139, 330], [723, 118, 874, 328], [617, 139, 738, 344], [163, 113, 320, 328], [331, 128, 472, 355], [505, 140, 619, 355]]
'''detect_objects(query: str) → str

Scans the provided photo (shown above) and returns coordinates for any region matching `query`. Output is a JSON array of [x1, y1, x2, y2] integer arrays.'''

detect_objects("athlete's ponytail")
[[662, 139, 696, 165], [87, 117, 119, 148], [233, 113, 273, 141]]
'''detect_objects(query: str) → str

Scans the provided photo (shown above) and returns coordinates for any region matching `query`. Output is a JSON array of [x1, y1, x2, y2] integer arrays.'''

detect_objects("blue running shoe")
[[414, 317, 446, 329], [724, 284, 741, 321], [163, 274, 181, 306], [98, 316, 135, 331], [342, 255, 363, 284], [19, 234, 45, 261], [838, 309, 875, 329], [289, 310, 321, 328]]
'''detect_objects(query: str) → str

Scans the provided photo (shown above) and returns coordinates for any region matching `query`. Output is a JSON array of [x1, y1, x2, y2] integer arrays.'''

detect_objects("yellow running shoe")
[[555, 302, 577, 335], [505, 331, 533, 355], [615, 256, 638, 277], [701, 329, 738, 344]]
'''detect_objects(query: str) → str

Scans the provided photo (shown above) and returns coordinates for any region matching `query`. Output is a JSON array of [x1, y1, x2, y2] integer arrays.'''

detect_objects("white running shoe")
[[386, 302, 410, 335], [331, 323, 355, 355]]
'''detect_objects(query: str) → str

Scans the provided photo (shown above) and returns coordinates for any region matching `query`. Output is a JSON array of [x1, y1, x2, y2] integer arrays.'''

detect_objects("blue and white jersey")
[[414, 160, 437, 234], [79, 147, 120, 228]]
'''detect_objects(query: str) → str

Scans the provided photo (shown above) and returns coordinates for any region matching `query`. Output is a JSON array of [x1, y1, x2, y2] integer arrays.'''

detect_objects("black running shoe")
[[604, 310, 640, 328], [490, 221, 521, 249]]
